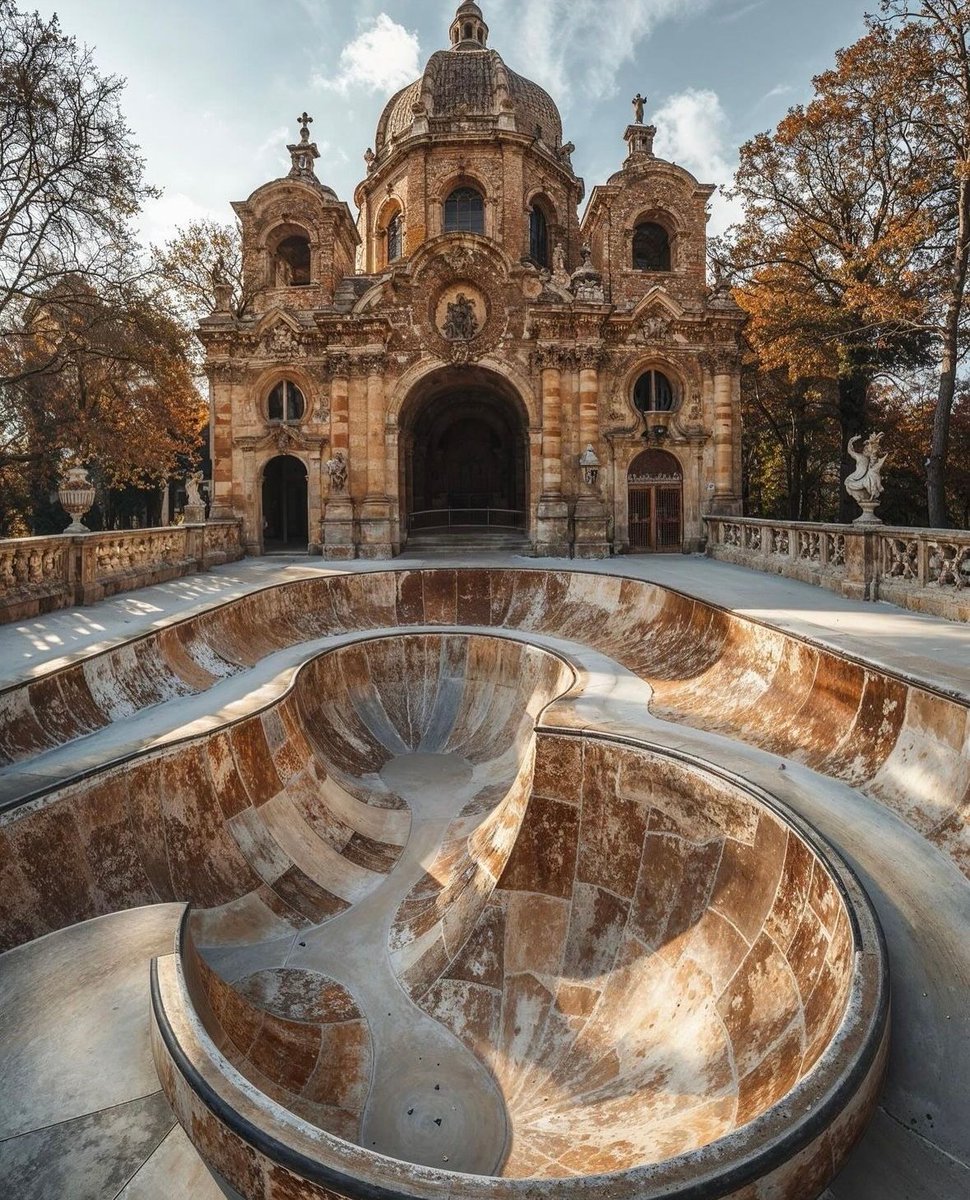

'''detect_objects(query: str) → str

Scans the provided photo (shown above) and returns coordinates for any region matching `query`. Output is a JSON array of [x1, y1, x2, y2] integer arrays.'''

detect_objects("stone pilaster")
[[535, 349, 570, 557], [322, 355, 355, 560], [358, 352, 392, 559], [573, 346, 611, 559]]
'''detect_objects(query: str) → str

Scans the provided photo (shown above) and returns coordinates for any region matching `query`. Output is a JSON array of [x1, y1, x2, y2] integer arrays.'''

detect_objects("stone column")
[[322, 354, 355, 560], [573, 346, 610, 559], [358, 352, 392, 559], [207, 366, 234, 521], [711, 350, 741, 516], [535, 347, 570, 557]]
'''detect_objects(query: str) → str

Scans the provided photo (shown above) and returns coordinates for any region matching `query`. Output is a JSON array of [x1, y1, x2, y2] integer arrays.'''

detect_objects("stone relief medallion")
[[415, 244, 511, 364], [435, 284, 487, 345]]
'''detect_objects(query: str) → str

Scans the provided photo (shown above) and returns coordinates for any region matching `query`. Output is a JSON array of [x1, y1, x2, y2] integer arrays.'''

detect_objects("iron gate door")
[[656, 485, 683, 550], [628, 485, 653, 551]]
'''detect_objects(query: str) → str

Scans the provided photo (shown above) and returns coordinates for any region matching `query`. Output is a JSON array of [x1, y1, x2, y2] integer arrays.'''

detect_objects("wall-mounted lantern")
[[580, 444, 601, 487]]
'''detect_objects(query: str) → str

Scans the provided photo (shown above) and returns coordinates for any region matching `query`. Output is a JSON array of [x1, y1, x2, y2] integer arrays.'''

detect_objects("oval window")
[[268, 381, 306, 423], [633, 371, 676, 413]]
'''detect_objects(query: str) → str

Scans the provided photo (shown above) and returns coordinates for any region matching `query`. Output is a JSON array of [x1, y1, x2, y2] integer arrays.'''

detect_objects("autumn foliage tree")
[[878, 1, 970, 526], [723, 21, 937, 520], [152, 218, 250, 342], [0, 1, 204, 532]]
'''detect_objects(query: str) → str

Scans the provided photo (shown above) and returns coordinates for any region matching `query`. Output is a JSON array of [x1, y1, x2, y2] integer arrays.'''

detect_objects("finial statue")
[[210, 253, 233, 313], [633, 93, 647, 125], [845, 433, 889, 525], [297, 111, 314, 143]]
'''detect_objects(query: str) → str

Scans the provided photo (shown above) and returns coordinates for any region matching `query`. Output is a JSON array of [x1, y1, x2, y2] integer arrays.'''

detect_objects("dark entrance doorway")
[[402, 372, 528, 536], [628, 450, 683, 552], [262, 455, 308, 552]]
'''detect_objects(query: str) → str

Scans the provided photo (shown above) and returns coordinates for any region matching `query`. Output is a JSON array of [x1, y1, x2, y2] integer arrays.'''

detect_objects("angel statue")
[[185, 471, 204, 508], [845, 433, 888, 524]]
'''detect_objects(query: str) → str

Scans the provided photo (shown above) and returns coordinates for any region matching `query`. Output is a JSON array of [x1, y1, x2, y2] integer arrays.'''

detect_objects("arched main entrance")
[[261, 455, 308, 552], [628, 450, 683, 552], [400, 368, 529, 539]]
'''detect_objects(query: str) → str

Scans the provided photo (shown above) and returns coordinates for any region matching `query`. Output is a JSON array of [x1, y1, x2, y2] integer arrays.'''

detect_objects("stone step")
[[403, 533, 531, 555]]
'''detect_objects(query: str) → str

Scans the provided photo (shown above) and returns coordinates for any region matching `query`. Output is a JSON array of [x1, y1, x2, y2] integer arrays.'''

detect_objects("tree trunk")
[[928, 177, 970, 529], [838, 362, 870, 523]]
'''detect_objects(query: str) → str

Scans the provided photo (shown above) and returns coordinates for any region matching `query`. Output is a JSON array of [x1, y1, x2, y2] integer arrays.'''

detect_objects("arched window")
[[386, 211, 403, 263], [464, 23, 473, 39], [529, 206, 550, 268], [268, 381, 306, 423], [634, 371, 676, 413], [274, 235, 311, 286], [633, 222, 672, 272], [444, 187, 485, 235]]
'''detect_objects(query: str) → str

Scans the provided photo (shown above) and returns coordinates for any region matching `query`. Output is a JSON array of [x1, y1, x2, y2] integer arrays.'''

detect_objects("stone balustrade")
[[705, 516, 970, 622], [0, 521, 244, 625]]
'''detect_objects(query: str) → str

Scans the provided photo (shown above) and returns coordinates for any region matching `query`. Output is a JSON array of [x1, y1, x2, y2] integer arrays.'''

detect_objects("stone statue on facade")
[[326, 451, 349, 494], [442, 294, 479, 341], [633, 93, 647, 125], [211, 254, 234, 313], [845, 433, 888, 524]]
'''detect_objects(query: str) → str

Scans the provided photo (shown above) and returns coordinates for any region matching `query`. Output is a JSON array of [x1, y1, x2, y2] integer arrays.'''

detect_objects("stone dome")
[[374, 30, 564, 158]]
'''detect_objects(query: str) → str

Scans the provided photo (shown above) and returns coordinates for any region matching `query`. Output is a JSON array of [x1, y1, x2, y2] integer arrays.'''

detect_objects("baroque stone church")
[[200, 1, 745, 558]]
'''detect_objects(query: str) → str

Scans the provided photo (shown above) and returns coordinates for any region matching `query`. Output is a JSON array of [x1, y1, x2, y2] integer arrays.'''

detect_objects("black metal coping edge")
[[151, 731, 891, 1200]]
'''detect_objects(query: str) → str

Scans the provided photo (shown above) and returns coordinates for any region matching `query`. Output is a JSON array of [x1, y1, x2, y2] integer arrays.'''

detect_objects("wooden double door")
[[628, 451, 683, 552]]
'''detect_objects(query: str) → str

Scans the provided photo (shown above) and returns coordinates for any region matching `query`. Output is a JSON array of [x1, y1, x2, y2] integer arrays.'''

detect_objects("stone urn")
[[57, 465, 97, 534]]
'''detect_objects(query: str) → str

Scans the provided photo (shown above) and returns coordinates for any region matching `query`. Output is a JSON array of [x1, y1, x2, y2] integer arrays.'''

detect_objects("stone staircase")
[[401, 530, 531, 556]]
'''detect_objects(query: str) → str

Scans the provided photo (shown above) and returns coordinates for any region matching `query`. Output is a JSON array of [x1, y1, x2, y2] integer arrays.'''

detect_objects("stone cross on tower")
[[288, 111, 320, 180]]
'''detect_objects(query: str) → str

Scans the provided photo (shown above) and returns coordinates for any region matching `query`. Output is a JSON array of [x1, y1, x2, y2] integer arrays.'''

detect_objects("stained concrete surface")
[[0, 905, 239, 1199], [0, 559, 967, 1197]]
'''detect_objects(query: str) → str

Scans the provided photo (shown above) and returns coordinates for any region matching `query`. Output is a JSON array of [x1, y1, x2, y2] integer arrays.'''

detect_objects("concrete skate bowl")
[[134, 634, 883, 1200], [0, 618, 887, 1200]]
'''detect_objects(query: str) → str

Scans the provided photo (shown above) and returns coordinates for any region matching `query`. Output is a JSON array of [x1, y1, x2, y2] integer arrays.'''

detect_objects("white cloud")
[[139, 192, 227, 248], [652, 88, 742, 235], [718, 0, 768, 23], [316, 14, 421, 95], [254, 125, 290, 161], [487, 0, 712, 104]]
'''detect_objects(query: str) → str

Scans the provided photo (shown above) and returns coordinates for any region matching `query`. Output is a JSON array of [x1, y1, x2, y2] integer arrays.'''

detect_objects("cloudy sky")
[[35, 0, 872, 246]]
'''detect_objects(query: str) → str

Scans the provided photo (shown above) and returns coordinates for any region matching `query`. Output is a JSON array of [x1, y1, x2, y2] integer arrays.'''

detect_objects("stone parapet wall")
[[705, 517, 970, 623], [0, 521, 244, 625]]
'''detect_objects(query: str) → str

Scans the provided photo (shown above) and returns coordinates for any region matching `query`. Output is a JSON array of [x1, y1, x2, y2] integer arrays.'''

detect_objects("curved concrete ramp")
[[2, 564, 967, 1200]]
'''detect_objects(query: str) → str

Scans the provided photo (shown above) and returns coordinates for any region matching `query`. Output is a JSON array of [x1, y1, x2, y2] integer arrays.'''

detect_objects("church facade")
[[200, 2, 745, 559]]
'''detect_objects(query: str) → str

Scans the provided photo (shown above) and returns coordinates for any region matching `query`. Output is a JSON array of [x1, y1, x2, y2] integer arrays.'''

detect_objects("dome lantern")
[[449, 1, 489, 50]]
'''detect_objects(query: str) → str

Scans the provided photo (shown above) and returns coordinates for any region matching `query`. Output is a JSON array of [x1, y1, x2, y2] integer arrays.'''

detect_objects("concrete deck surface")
[[2, 552, 967, 701]]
